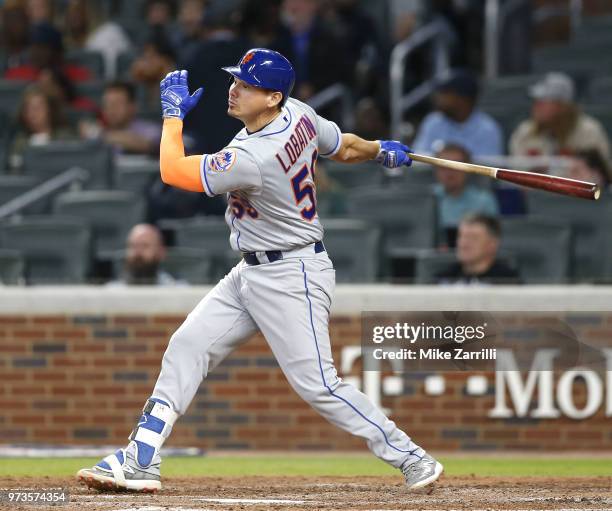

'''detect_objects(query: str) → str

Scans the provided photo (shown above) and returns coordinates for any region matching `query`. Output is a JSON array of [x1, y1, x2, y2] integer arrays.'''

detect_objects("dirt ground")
[[0, 475, 610, 511]]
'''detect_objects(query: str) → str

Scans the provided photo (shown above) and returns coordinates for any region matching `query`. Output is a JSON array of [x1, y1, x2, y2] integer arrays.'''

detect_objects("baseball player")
[[77, 49, 443, 493]]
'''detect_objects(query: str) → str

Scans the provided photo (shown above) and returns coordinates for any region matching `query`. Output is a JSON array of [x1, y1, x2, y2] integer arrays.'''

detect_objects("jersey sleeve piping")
[[320, 122, 342, 157], [200, 154, 216, 197]]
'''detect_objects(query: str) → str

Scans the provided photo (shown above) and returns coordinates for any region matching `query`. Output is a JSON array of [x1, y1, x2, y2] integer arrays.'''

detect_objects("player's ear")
[[268, 91, 282, 109]]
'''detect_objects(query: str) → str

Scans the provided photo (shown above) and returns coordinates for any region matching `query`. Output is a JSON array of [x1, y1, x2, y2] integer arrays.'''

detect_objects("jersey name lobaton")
[[275, 114, 317, 173]]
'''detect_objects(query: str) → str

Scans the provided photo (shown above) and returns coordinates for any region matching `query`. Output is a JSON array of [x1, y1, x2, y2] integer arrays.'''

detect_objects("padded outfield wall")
[[0, 286, 611, 451]]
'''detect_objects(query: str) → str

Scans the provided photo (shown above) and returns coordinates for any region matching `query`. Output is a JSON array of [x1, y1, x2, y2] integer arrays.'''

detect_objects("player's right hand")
[[160, 70, 203, 120], [376, 140, 413, 169]]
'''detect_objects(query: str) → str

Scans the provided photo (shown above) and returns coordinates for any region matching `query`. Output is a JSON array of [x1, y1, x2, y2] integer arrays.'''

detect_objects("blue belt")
[[243, 241, 326, 266]]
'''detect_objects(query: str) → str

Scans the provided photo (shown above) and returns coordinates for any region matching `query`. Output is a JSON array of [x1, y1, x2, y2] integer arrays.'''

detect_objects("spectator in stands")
[[412, 69, 503, 157], [182, 3, 250, 154], [322, 0, 383, 98], [80, 81, 160, 156], [354, 97, 389, 140], [281, 0, 350, 101], [109, 224, 185, 286], [1, 2, 31, 71], [436, 213, 520, 285], [170, 0, 205, 64], [432, 143, 499, 248], [568, 150, 610, 189], [145, 0, 177, 27], [510, 73, 611, 159], [134, 0, 178, 46], [239, 0, 293, 58], [9, 85, 73, 169], [4, 22, 92, 82], [26, 0, 56, 26], [130, 29, 177, 114], [63, 0, 132, 80], [37, 66, 100, 118]]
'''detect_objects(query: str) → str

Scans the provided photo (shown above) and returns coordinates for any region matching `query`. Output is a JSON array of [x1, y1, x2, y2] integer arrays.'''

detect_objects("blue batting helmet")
[[222, 48, 295, 105]]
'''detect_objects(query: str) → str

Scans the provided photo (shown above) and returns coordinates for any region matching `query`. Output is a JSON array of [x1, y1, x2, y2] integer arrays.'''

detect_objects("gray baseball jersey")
[[150, 97, 425, 474], [199, 98, 342, 252]]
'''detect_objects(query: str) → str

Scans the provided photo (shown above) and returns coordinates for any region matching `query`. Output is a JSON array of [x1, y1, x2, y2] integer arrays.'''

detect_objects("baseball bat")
[[409, 153, 601, 201]]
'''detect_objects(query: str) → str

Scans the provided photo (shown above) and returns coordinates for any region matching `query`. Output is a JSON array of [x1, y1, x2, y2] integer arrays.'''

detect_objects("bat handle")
[[408, 153, 498, 178]]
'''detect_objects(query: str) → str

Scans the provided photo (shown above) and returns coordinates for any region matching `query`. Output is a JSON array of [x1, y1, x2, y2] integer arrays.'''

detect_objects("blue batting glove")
[[375, 140, 413, 168], [160, 70, 203, 120]]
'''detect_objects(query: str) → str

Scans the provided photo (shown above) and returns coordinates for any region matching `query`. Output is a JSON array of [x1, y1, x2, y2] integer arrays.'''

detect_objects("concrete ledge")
[[0, 285, 611, 314]]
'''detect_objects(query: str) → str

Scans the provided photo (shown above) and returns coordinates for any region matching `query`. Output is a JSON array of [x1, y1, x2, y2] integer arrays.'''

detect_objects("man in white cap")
[[510, 72, 610, 159]]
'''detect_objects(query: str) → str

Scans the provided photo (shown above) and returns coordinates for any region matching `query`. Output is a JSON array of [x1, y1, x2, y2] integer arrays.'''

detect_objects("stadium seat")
[[0, 249, 25, 285], [0, 175, 40, 205], [115, 160, 159, 194], [479, 74, 541, 107], [53, 190, 145, 256], [161, 247, 214, 284], [346, 186, 437, 252], [385, 161, 436, 188], [0, 138, 7, 171], [22, 140, 114, 189], [75, 81, 105, 107], [525, 189, 612, 282], [413, 250, 458, 284], [0, 174, 47, 214], [107, 247, 214, 285], [581, 104, 612, 139], [320, 219, 380, 283], [158, 217, 235, 281], [531, 44, 612, 80], [0, 80, 29, 116], [66, 50, 105, 79], [325, 161, 383, 189], [0, 215, 91, 284], [115, 51, 136, 79], [499, 216, 571, 284], [481, 103, 529, 147], [586, 76, 612, 105]]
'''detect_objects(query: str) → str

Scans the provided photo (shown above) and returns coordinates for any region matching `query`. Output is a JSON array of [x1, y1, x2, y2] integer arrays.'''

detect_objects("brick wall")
[[0, 309, 610, 451]]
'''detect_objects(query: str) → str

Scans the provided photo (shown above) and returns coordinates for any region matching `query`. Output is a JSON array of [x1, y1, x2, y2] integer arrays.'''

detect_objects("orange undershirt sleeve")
[[159, 117, 204, 192]]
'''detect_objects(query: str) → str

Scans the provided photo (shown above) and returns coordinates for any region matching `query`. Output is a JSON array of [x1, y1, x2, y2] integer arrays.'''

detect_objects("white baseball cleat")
[[77, 441, 161, 493], [401, 453, 444, 491]]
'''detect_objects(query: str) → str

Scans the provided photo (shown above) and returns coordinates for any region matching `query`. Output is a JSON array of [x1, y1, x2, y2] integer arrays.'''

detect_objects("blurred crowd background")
[[1, 0, 612, 286]]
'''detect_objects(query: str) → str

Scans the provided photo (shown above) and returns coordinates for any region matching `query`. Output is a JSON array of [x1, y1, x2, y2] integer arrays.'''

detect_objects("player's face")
[[227, 78, 275, 120]]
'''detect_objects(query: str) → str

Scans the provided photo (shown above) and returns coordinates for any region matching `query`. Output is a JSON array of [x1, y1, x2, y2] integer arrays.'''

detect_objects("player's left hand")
[[160, 70, 203, 120], [376, 140, 413, 168]]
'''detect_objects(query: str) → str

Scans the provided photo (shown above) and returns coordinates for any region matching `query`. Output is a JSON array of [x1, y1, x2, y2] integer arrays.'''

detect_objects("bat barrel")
[[496, 169, 600, 200]]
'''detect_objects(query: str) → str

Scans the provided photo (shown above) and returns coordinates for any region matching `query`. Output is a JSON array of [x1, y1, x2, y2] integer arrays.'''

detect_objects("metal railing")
[[485, 0, 584, 80], [0, 167, 89, 220], [389, 19, 450, 140], [307, 83, 355, 132]]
